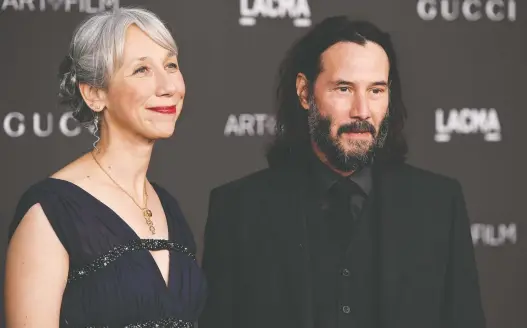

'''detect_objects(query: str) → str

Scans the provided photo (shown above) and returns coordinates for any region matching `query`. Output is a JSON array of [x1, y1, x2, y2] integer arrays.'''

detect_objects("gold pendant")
[[143, 208, 152, 219], [142, 208, 156, 235]]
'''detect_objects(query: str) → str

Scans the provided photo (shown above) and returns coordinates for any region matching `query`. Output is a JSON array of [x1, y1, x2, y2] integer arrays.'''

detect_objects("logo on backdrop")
[[2, 111, 82, 137], [417, 0, 516, 21], [239, 0, 311, 27], [224, 113, 276, 136], [434, 108, 501, 142], [471, 223, 517, 246], [0, 0, 119, 12]]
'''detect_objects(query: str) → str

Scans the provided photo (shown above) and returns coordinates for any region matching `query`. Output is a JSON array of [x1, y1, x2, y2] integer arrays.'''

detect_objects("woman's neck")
[[91, 126, 154, 200]]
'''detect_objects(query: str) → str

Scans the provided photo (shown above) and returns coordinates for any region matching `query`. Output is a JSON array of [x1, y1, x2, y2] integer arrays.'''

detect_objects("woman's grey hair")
[[58, 7, 178, 127]]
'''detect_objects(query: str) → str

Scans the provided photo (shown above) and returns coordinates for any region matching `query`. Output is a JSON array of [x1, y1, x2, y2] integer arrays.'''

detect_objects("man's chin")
[[339, 143, 374, 158], [337, 145, 376, 168]]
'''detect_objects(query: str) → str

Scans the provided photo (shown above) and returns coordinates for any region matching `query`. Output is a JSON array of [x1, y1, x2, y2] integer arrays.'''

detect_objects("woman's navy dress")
[[8, 178, 207, 328]]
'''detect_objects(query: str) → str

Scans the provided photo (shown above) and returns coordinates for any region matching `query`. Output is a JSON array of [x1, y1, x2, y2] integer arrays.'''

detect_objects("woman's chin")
[[138, 131, 173, 144], [143, 123, 177, 140]]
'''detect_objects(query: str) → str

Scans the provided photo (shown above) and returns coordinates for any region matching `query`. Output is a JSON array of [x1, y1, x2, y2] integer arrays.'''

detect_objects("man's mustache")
[[337, 120, 376, 136]]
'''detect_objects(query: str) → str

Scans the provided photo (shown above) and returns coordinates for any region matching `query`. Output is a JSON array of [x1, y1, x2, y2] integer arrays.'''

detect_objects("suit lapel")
[[374, 163, 415, 328], [269, 165, 315, 328]]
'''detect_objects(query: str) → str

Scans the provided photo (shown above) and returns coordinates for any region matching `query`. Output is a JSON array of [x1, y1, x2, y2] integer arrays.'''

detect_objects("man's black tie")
[[327, 177, 362, 253]]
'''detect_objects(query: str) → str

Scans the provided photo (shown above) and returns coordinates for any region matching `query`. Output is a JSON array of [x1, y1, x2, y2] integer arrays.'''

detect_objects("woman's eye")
[[133, 66, 148, 75]]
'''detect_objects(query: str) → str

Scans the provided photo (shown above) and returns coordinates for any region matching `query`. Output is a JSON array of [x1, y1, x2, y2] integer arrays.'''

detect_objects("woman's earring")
[[92, 110, 100, 153]]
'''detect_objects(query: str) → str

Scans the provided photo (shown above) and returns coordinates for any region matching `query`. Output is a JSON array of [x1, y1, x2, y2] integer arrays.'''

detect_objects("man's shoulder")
[[210, 167, 280, 197], [209, 164, 305, 203], [393, 162, 462, 193]]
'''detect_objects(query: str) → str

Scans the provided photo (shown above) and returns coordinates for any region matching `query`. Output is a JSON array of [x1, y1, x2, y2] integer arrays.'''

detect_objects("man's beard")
[[307, 98, 389, 172]]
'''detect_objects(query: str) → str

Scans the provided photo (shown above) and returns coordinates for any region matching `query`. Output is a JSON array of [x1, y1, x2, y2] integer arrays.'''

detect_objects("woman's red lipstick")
[[146, 105, 177, 114]]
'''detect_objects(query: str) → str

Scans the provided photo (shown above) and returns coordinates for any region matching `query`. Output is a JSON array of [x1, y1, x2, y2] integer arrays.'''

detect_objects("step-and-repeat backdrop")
[[0, 0, 525, 327]]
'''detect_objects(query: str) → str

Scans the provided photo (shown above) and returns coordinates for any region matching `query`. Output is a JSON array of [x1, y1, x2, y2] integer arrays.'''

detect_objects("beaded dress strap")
[[84, 317, 193, 328], [68, 239, 195, 283]]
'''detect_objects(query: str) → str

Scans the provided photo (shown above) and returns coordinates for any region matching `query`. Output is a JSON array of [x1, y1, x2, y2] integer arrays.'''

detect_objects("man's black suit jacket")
[[198, 161, 486, 328]]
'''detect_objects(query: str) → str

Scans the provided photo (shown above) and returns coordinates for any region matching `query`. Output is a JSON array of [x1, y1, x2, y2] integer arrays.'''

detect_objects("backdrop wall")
[[0, 0, 525, 327]]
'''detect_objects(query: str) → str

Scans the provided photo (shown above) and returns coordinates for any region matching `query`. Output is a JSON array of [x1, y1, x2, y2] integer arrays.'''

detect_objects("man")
[[199, 16, 486, 328]]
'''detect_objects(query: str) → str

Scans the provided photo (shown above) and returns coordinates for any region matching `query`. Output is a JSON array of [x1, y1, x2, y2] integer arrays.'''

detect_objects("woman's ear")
[[78, 83, 107, 112]]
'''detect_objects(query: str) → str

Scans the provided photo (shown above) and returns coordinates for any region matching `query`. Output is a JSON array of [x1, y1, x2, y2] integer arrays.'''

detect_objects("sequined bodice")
[[9, 178, 208, 328]]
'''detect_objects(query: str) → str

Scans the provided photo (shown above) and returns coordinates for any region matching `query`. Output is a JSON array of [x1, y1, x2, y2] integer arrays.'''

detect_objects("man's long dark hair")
[[266, 16, 408, 168]]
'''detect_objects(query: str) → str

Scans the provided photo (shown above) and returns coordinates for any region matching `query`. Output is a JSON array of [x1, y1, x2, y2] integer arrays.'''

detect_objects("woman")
[[4, 7, 206, 328]]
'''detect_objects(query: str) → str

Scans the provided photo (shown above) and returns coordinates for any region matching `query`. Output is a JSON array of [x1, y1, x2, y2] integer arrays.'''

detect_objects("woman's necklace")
[[91, 151, 155, 235]]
